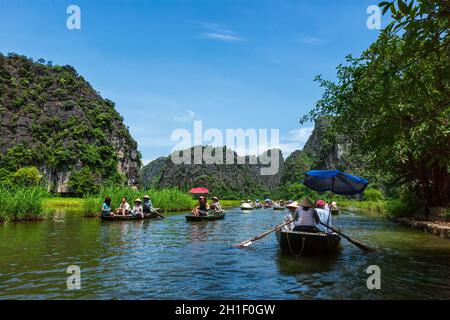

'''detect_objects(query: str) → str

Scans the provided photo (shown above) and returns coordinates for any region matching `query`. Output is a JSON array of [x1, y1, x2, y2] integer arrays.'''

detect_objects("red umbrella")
[[189, 187, 209, 194]]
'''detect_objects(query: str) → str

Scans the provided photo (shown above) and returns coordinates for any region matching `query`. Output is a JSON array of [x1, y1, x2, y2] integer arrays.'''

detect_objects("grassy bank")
[[43, 197, 84, 208], [339, 199, 421, 219], [0, 187, 48, 223], [43, 195, 242, 217], [339, 200, 387, 215], [82, 187, 194, 216]]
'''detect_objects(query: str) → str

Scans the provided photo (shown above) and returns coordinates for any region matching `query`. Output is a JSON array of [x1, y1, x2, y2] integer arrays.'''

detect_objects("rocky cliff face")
[[303, 117, 353, 171], [139, 119, 358, 197], [280, 150, 313, 185], [140, 146, 284, 198], [0, 53, 140, 192]]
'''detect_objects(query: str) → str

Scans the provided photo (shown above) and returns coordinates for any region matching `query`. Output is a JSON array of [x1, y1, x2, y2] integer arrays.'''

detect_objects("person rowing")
[[315, 199, 333, 233], [143, 195, 154, 214], [283, 201, 298, 231], [192, 196, 209, 216]]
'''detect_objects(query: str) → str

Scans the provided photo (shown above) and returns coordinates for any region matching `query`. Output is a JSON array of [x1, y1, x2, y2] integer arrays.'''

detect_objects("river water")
[[0, 207, 449, 299]]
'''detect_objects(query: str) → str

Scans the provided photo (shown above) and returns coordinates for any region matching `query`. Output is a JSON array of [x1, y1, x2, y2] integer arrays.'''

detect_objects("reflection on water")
[[0, 207, 449, 299]]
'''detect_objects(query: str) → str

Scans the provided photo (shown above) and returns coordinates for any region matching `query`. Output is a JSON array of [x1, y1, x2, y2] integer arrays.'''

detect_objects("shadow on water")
[[275, 251, 340, 275]]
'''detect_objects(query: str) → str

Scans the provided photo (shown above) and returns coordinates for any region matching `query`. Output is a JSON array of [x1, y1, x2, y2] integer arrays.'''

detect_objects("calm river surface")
[[0, 207, 449, 299]]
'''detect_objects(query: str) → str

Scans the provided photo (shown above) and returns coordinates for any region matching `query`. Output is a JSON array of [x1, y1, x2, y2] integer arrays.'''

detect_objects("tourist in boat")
[[115, 197, 131, 215], [210, 197, 222, 212], [283, 201, 298, 231], [132, 198, 144, 219], [192, 196, 209, 216], [330, 201, 338, 210], [293, 197, 321, 233], [315, 199, 333, 233], [101, 196, 113, 217], [143, 195, 154, 213]]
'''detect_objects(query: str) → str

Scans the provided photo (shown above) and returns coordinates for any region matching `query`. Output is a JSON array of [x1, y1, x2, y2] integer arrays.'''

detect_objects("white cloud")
[[192, 20, 244, 43], [201, 33, 243, 42], [279, 127, 314, 157], [174, 109, 195, 122], [298, 36, 323, 46]]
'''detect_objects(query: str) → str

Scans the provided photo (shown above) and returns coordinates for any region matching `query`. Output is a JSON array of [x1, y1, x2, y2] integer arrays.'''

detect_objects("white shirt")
[[120, 202, 131, 211], [315, 207, 332, 233], [294, 207, 316, 227]]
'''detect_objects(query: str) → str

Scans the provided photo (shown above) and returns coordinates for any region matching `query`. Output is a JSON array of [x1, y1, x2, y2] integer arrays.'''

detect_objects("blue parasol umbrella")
[[303, 170, 368, 195]]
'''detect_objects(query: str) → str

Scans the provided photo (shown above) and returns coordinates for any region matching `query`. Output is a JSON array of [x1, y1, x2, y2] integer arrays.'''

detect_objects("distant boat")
[[99, 210, 161, 221], [240, 202, 254, 210], [273, 204, 285, 211], [185, 211, 225, 222]]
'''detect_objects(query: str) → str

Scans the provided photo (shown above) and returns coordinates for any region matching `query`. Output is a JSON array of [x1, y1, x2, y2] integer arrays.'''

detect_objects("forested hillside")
[[0, 53, 141, 194]]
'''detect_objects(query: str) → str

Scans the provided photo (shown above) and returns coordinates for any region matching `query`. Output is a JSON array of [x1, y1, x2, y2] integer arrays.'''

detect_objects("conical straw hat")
[[286, 201, 299, 208], [299, 197, 314, 207]]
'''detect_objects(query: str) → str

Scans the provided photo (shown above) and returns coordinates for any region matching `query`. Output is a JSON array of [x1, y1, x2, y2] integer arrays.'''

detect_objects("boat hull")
[[100, 211, 159, 221], [185, 212, 225, 222], [276, 230, 340, 257]]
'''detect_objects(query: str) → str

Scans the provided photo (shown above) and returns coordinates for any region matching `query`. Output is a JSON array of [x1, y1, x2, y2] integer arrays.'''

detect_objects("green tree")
[[11, 167, 41, 187], [68, 167, 100, 196], [301, 0, 449, 210], [364, 188, 384, 202]]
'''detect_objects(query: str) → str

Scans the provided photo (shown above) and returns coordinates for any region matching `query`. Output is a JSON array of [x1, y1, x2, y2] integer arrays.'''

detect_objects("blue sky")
[[0, 0, 383, 164]]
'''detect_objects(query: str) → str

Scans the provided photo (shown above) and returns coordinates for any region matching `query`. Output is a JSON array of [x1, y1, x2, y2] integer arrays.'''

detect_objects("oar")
[[152, 208, 165, 219], [234, 219, 294, 248], [319, 222, 376, 253]]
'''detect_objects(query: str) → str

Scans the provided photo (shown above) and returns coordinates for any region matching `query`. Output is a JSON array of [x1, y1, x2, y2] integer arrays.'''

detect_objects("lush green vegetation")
[[0, 166, 42, 189], [82, 186, 195, 216], [272, 182, 320, 201], [82, 188, 242, 217], [301, 0, 450, 216], [0, 186, 48, 222], [42, 197, 84, 208], [0, 53, 140, 195], [140, 147, 273, 199]]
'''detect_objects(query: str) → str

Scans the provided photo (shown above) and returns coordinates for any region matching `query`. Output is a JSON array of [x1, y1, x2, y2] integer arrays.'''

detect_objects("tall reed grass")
[[0, 187, 48, 222], [82, 187, 193, 216]]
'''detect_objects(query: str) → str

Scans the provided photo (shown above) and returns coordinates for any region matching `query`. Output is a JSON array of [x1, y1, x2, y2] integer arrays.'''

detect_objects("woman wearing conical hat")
[[132, 198, 144, 219], [282, 201, 299, 231], [293, 197, 320, 233]]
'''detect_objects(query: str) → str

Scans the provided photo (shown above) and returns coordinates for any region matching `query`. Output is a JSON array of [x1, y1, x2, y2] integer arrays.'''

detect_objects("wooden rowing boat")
[[330, 209, 340, 215], [273, 205, 285, 211], [99, 208, 162, 221], [276, 230, 340, 257], [240, 203, 254, 210], [100, 212, 158, 221], [185, 211, 225, 222]]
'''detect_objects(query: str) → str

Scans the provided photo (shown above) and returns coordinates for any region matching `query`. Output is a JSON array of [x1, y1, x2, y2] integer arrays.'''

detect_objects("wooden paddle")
[[319, 222, 376, 253], [234, 219, 294, 248], [152, 208, 165, 219]]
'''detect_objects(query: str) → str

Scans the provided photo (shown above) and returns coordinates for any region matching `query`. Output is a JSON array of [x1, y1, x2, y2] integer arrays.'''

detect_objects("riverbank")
[[340, 200, 450, 239], [43, 197, 241, 212], [339, 200, 387, 215], [393, 218, 450, 239], [1, 187, 243, 224]]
